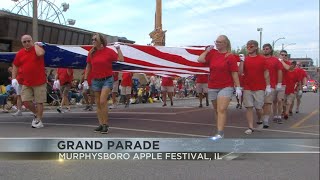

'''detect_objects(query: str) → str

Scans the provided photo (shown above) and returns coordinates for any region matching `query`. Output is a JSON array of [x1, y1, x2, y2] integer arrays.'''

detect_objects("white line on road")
[[1, 116, 319, 136], [43, 111, 177, 115], [0, 122, 210, 138]]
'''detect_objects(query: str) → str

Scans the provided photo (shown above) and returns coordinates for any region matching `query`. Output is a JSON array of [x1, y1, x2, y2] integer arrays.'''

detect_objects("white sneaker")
[[76, 103, 82, 106], [12, 106, 17, 110], [244, 128, 254, 135], [12, 110, 22, 116], [109, 104, 117, 109], [31, 119, 37, 127], [32, 120, 44, 128], [211, 134, 224, 140]]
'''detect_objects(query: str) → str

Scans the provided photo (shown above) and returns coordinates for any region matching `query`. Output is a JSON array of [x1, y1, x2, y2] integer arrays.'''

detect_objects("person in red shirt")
[[110, 72, 119, 109], [195, 74, 209, 107], [121, 72, 133, 108], [197, 35, 241, 139], [279, 50, 296, 120], [290, 63, 307, 113], [262, 43, 283, 128], [55, 68, 73, 113], [83, 33, 124, 134], [239, 40, 271, 134], [282, 61, 300, 119], [80, 69, 94, 111], [12, 34, 46, 128], [161, 76, 174, 107]]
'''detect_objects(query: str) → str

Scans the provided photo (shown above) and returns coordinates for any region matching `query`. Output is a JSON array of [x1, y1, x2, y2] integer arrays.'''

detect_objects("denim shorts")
[[91, 76, 114, 92]]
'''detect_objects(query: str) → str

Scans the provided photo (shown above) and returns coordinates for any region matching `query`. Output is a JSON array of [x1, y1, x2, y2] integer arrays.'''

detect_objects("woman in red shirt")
[[83, 33, 124, 134], [197, 35, 241, 139]]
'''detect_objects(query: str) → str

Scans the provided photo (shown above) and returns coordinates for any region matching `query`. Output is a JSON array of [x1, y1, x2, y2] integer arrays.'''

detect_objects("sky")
[[2, 0, 319, 66]]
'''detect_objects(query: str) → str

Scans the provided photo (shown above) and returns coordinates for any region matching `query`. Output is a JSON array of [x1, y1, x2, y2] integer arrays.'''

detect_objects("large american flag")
[[0, 43, 210, 77]]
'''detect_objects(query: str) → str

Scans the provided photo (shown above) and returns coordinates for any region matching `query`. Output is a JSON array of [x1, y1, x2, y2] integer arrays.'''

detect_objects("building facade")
[[0, 10, 135, 84]]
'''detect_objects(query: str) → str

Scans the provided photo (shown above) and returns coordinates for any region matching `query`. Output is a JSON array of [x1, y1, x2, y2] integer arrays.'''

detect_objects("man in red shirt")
[[290, 63, 307, 113], [12, 34, 46, 128], [240, 40, 271, 134], [55, 68, 73, 113], [195, 74, 209, 107], [261, 43, 283, 128], [279, 50, 296, 121], [281, 61, 300, 119], [161, 76, 174, 107], [121, 72, 133, 108], [110, 72, 119, 109]]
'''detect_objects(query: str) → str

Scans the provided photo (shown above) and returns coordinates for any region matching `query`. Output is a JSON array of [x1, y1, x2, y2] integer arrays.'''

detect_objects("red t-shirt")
[[113, 72, 119, 81], [57, 68, 73, 85], [243, 55, 267, 91], [161, 77, 174, 86], [121, 72, 133, 87], [86, 47, 118, 79], [196, 74, 209, 83], [295, 68, 307, 81], [265, 56, 283, 88], [285, 70, 300, 94], [205, 51, 238, 89], [282, 60, 291, 86], [13, 46, 46, 86]]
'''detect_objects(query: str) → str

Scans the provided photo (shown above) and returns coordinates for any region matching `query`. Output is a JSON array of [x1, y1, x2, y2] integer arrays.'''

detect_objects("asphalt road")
[[0, 93, 319, 180]]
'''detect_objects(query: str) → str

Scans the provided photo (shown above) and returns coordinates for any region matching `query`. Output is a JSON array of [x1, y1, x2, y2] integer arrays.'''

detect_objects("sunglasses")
[[280, 54, 287, 56], [247, 45, 255, 49], [214, 41, 224, 44], [22, 40, 31, 44]]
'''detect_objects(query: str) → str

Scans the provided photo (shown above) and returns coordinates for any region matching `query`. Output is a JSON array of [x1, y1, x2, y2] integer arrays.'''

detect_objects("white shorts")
[[121, 86, 132, 95], [196, 83, 208, 93], [161, 86, 174, 93], [243, 90, 265, 109], [112, 80, 119, 93]]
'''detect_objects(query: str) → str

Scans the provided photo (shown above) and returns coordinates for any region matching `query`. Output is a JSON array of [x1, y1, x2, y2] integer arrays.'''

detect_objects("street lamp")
[[257, 28, 263, 50], [272, 37, 285, 49], [282, 43, 296, 50]]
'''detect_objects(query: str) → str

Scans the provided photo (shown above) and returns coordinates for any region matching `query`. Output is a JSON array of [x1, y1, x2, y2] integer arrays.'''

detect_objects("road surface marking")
[[0, 122, 209, 137], [290, 110, 319, 128]]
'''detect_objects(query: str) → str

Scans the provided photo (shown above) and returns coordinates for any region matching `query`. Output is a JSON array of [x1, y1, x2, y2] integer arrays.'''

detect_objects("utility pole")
[[32, 0, 38, 41], [149, 0, 166, 46]]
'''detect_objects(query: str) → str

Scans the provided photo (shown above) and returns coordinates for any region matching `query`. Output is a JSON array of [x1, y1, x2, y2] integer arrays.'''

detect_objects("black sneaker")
[[199, 104, 203, 108], [277, 119, 283, 124], [100, 125, 109, 134], [83, 106, 90, 111], [94, 125, 103, 132], [263, 125, 269, 128], [206, 101, 209, 106], [171, 102, 173, 106], [256, 121, 263, 125]]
